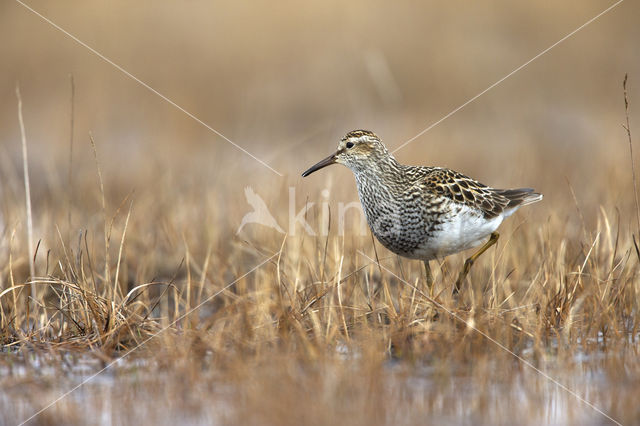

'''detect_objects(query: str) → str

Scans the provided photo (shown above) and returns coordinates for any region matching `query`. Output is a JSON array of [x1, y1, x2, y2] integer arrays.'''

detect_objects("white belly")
[[412, 205, 503, 260]]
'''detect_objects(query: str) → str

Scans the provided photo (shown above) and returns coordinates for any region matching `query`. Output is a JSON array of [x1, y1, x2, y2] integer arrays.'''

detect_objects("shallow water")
[[1, 344, 634, 426]]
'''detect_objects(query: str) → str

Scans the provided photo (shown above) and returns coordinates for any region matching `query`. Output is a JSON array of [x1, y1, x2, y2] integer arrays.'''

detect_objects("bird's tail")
[[495, 188, 543, 208]]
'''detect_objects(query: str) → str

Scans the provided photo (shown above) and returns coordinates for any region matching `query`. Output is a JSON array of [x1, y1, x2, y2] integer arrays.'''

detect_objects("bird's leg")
[[454, 232, 500, 293], [423, 260, 433, 290]]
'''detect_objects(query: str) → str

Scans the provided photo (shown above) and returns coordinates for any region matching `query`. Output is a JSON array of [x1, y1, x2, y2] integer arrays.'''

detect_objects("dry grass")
[[1, 2, 640, 425], [1, 111, 639, 425]]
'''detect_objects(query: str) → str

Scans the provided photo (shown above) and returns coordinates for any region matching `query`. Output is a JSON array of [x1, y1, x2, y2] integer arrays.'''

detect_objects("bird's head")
[[302, 130, 391, 177]]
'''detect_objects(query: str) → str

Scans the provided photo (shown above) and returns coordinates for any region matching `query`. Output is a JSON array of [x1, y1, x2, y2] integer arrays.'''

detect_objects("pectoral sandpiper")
[[302, 130, 542, 292]]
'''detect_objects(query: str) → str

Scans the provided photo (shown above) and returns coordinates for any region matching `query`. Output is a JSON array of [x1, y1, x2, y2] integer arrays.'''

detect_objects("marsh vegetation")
[[1, 2, 639, 425]]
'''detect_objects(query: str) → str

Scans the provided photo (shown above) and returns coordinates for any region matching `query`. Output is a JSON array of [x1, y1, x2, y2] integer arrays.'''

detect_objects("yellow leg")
[[454, 232, 499, 293], [423, 260, 433, 289]]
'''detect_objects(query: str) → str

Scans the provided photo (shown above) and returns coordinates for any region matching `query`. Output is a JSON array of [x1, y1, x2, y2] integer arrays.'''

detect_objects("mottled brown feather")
[[422, 168, 514, 219], [343, 130, 379, 140]]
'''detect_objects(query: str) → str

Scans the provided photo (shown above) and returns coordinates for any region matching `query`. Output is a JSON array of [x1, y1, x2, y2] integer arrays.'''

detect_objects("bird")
[[237, 186, 285, 235], [301, 130, 542, 292]]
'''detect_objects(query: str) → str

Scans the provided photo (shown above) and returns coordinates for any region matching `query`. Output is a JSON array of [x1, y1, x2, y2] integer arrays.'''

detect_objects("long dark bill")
[[301, 153, 338, 177]]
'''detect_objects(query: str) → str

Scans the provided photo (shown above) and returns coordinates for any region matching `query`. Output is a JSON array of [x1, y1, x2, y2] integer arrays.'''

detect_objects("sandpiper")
[[302, 130, 542, 292]]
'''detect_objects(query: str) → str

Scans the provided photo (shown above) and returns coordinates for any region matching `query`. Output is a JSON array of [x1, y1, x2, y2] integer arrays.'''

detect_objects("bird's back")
[[413, 167, 541, 218]]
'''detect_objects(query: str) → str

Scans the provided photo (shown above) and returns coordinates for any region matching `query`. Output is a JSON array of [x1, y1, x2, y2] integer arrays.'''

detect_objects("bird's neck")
[[350, 152, 403, 182], [350, 154, 405, 212]]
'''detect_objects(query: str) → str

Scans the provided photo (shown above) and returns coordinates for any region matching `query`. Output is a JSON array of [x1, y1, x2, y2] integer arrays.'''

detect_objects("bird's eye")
[[346, 142, 354, 149]]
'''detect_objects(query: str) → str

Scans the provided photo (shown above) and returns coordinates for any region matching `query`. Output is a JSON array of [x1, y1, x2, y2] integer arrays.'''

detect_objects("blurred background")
[[0, 0, 639, 247], [3, 3, 640, 424]]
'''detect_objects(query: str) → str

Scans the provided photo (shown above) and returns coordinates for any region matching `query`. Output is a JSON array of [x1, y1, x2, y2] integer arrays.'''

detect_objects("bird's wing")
[[421, 168, 511, 218]]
